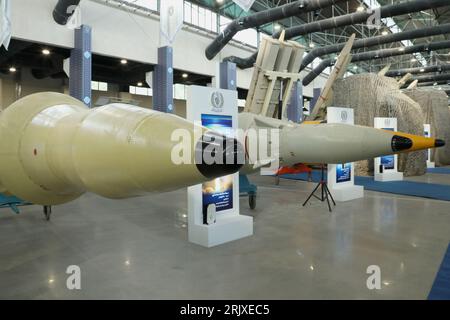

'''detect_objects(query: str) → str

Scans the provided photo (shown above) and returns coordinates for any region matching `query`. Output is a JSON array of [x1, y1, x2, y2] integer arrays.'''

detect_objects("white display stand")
[[374, 118, 403, 182], [424, 124, 435, 168], [326, 107, 364, 202], [187, 85, 253, 248]]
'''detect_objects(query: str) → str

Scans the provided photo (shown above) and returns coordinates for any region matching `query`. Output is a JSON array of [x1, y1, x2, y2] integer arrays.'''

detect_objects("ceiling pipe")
[[53, 0, 81, 25], [301, 23, 450, 71], [417, 80, 449, 87], [404, 73, 450, 85], [303, 40, 450, 86], [386, 64, 450, 77], [226, 0, 450, 69], [205, 0, 345, 61], [277, 0, 450, 39]]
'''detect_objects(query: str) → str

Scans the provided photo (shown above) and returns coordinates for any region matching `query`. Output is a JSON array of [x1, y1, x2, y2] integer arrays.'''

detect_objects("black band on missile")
[[435, 139, 445, 148], [391, 135, 413, 152], [195, 133, 244, 179]]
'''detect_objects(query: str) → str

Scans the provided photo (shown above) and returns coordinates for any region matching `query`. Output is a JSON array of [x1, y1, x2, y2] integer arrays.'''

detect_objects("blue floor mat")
[[354, 176, 450, 201], [428, 167, 450, 174], [281, 172, 323, 183], [429, 243, 450, 300], [280, 173, 450, 202]]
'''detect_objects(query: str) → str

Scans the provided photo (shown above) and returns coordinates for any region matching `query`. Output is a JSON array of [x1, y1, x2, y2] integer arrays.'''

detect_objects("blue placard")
[[336, 163, 351, 183], [381, 155, 395, 170], [201, 114, 233, 215]]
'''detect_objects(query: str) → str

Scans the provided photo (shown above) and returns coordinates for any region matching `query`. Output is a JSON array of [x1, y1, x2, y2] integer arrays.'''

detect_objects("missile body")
[[238, 113, 444, 173], [0, 93, 242, 205]]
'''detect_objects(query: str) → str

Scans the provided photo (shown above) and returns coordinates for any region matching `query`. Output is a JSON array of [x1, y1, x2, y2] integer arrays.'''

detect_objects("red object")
[[276, 163, 312, 175]]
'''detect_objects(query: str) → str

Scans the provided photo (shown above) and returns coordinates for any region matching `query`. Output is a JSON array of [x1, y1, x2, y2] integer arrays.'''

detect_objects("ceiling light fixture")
[[137, 82, 143, 87], [120, 59, 128, 65], [182, 73, 188, 78], [381, 30, 389, 36], [42, 49, 51, 55], [9, 67, 16, 72], [356, 5, 364, 12]]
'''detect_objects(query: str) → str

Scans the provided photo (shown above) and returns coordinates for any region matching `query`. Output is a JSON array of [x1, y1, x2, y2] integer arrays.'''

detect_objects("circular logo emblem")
[[211, 92, 224, 112]]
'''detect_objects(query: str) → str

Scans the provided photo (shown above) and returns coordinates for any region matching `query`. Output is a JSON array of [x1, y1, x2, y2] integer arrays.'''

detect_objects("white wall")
[[10, 0, 328, 95]]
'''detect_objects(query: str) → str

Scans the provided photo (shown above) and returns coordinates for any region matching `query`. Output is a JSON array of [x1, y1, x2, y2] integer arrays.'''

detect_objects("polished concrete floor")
[[0, 172, 449, 299]]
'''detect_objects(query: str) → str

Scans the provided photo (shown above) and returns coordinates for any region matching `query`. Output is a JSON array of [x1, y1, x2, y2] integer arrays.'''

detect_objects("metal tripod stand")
[[302, 165, 336, 212]]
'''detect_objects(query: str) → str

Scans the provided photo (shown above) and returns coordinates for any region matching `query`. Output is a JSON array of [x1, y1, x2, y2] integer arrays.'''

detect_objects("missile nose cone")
[[195, 132, 244, 179], [435, 139, 446, 148], [391, 135, 413, 152]]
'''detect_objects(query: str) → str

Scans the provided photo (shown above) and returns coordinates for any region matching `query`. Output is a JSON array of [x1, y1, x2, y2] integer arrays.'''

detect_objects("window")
[[174, 84, 187, 100], [123, 0, 158, 11], [91, 81, 108, 92], [184, 1, 192, 24], [129, 86, 153, 96], [184, 1, 217, 33]]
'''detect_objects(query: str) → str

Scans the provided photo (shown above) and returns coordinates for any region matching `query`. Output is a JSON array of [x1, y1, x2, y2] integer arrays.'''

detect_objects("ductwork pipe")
[[301, 23, 450, 71], [205, 0, 345, 60], [406, 73, 450, 84], [53, 0, 81, 25], [303, 40, 450, 86], [278, 0, 450, 40], [417, 80, 449, 87], [227, 0, 450, 69], [386, 64, 450, 77], [223, 52, 258, 69]]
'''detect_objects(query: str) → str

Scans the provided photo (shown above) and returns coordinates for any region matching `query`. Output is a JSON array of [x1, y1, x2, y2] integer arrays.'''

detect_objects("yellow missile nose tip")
[[435, 139, 445, 148]]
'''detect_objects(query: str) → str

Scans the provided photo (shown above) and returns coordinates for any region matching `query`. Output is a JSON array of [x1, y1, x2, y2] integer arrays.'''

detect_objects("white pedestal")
[[327, 107, 364, 203], [329, 184, 364, 202], [186, 86, 253, 248], [424, 124, 434, 168], [374, 118, 403, 182], [375, 171, 403, 182], [188, 215, 253, 248]]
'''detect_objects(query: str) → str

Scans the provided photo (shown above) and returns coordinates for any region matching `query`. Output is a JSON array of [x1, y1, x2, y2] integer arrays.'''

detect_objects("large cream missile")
[[238, 112, 445, 173], [0, 93, 242, 205]]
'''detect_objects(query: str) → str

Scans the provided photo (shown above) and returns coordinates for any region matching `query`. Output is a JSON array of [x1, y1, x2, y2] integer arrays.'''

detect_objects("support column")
[[286, 81, 303, 123], [70, 25, 92, 107], [310, 87, 321, 115], [219, 61, 237, 90], [152, 46, 174, 113], [219, 61, 257, 209]]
